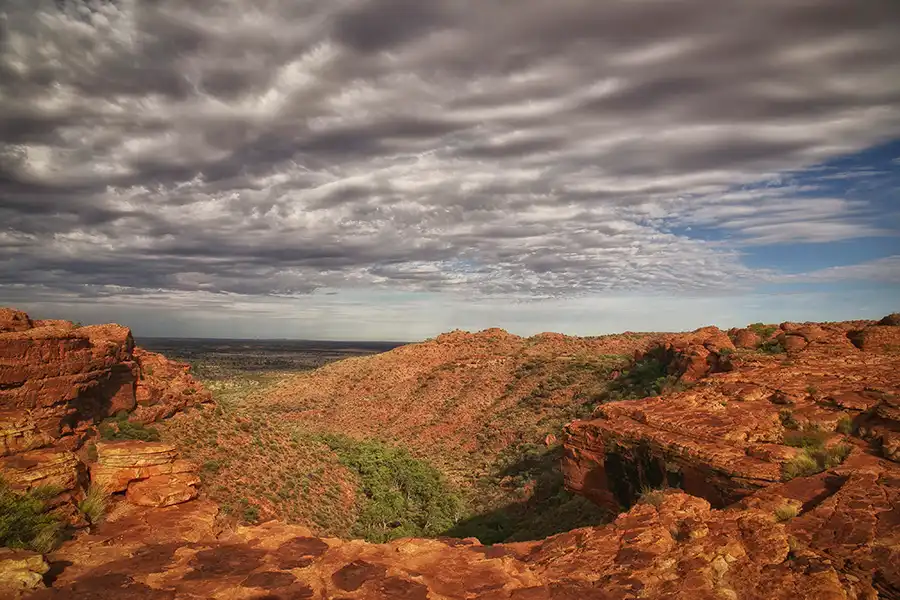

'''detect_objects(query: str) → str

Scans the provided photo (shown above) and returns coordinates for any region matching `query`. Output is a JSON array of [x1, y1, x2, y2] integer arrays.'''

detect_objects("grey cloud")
[[1, 0, 899, 306]]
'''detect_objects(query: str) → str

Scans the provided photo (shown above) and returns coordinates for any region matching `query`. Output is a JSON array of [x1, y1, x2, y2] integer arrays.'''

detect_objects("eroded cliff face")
[[0, 308, 210, 541], [0, 308, 211, 461], [562, 318, 900, 515]]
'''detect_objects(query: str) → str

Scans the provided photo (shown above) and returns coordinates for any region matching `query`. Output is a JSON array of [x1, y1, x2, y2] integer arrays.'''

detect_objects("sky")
[[1, 0, 899, 341]]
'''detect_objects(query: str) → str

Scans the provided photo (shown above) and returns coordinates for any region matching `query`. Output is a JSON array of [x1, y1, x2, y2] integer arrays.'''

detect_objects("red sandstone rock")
[[91, 441, 198, 493], [30, 484, 897, 599], [131, 348, 212, 423], [0, 309, 33, 333], [0, 548, 48, 598], [0, 309, 210, 459], [731, 328, 761, 349], [0, 448, 84, 493], [563, 319, 900, 509], [848, 325, 900, 352], [126, 473, 200, 507]]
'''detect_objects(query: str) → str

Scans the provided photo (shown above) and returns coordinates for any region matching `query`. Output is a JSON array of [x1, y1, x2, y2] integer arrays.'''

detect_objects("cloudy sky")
[[1, 0, 899, 340]]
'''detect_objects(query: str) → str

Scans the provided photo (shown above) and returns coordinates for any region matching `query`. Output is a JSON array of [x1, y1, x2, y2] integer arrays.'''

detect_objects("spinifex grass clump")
[[0, 478, 64, 553], [782, 429, 851, 479], [77, 484, 109, 525]]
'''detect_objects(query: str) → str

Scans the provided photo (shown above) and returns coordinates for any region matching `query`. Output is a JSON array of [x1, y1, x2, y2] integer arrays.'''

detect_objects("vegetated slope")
[[160, 328, 662, 543]]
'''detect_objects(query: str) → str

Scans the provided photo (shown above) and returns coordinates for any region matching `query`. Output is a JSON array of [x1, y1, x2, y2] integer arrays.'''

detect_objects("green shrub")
[[748, 323, 777, 339], [774, 504, 799, 521], [243, 505, 260, 524], [0, 478, 64, 553], [606, 357, 684, 401], [759, 340, 786, 355], [783, 430, 829, 449], [201, 460, 222, 474], [783, 453, 819, 479], [779, 409, 799, 430], [836, 415, 854, 435], [320, 434, 462, 543], [78, 485, 109, 525], [99, 413, 160, 442]]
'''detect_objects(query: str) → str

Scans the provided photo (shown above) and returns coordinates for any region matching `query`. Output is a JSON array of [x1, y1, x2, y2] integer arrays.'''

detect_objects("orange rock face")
[[91, 441, 199, 499], [0, 309, 210, 458], [562, 318, 900, 505], [26, 476, 897, 600]]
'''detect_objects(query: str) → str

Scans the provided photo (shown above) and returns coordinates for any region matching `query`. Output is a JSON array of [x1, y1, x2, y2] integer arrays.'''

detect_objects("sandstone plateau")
[[1, 307, 899, 599]]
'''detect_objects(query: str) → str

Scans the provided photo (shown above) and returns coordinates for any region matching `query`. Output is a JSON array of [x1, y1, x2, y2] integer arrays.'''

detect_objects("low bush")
[[748, 323, 777, 339], [78, 484, 109, 525], [779, 409, 799, 430], [758, 340, 786, 355], [836, 415, 854, 435], [99, 412, 161, 442], [606, 357, 683, 401], [783, 443, 851, 480], [774, 504, 799, 521], [319, 434, 463, 543], [0, 479, 64, 553]]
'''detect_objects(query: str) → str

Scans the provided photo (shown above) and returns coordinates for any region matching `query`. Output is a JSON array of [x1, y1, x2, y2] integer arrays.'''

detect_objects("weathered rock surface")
[[126, 473, 201, 507], [0, 309, 210, 459], [0, 448, 84, 493], [91, 441, 198, 501], [563, 317, 900, 508], [23, 477, 898, 600], [0, 549, 49, 598]]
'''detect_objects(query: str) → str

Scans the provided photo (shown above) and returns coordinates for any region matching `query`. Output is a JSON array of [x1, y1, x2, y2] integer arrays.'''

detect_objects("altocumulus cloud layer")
[[1, 0, 899, 338]]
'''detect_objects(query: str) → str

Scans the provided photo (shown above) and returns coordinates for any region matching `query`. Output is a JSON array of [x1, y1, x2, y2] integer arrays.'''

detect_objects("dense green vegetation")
[[748, 323, 778, 339], [0, 479, 63, 553], [605, 357, 684, 400], [99, 412, 161, 442], [319, 434, 463, 542]]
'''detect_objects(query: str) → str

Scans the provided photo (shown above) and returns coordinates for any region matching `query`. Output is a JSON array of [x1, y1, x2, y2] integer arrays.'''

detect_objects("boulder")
[[731, 328, 761, 349], [0, 448, 83, 493], [91, 441, 198, 494], [0, 309, 33, 333], [848, 325, 900, 352], [126, 473, 200, 507], [878, 313, 900, 326], [0, 549, 48, 598]]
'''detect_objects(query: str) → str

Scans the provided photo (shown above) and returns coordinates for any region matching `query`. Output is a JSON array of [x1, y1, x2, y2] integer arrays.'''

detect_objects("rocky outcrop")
[[23, 477, 898, 600], [0, 448, 84, 493], [0, 549, 48, 598], [642, 326, 736, 382], [131, 348, 211, 423], [563, 315, 900, 510], [91, 441, 199, 505], [0, 309, 210, 460]]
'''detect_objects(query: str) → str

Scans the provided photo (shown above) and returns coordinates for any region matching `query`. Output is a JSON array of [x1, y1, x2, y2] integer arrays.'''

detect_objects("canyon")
[[0, 307, 898, 599]]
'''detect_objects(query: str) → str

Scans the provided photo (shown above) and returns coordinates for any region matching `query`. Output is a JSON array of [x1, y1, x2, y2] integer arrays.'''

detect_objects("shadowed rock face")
[[562, 319, 900, 511], [0, 309, 211, 462]]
